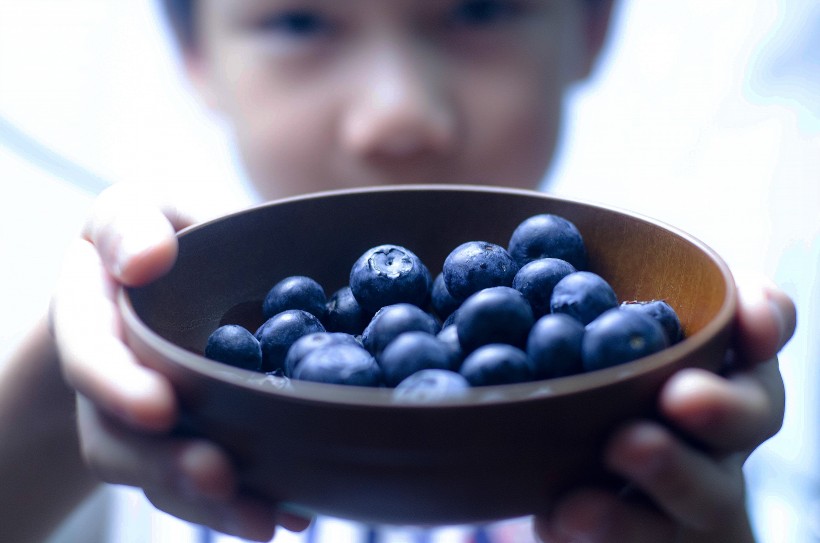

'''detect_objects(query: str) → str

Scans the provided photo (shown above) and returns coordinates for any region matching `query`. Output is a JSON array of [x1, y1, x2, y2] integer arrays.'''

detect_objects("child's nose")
[[341, 44, 457, 160]]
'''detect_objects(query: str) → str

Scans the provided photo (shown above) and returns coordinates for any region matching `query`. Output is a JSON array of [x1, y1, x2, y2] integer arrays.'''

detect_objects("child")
[[1, 0, 797, 541]]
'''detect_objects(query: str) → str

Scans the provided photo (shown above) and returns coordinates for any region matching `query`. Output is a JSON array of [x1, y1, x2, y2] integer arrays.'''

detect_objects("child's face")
[[187, 0, 606, 200]]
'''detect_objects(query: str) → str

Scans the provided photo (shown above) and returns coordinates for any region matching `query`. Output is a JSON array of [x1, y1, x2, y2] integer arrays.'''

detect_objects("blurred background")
[[1, 1, 817, 541]]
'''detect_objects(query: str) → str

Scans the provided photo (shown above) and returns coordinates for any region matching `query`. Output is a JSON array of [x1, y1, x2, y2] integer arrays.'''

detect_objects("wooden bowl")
[[119, 185, 736, 526]]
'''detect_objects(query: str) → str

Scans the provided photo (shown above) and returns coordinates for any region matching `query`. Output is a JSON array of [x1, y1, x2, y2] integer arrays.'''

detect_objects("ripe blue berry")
[[442, 241, 519, 302], [393, 369, 471, 402], [361, 303, 440, 356], [455, 286, 534, 353], [436, 324, 464, 369], [620, 300, 683, 345], [431, 272, 461, 321], [582, 308, 669, 371], [508, 213, 588, 270], [255, 309, 326, 373], [441, 308, 459, 329], [262, 275, 327, 320], [459, 344, 534, 386], [349, 244, 432, 313], [323, 286, 369, 335], [526, 314, 585, 379], [378, 331, 457, 387], [512, 257, 576, 318], [283, 331, 361, 377], [550, 271, 618, 326], [292, 343, 382, 386], [205, 324, 263, 371]]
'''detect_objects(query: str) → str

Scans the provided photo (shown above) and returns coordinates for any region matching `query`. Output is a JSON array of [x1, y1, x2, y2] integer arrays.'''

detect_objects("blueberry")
[[512, 258, 576, 318], [255, 309, 326, 373], [323, 286, 369, 335], [378, 331, 457, 387], [393, 369, 471, 402], [459, 344, 534, 386], [204, 324, 263, 371], [582, 308, 669, 371], [620, 300, 683, 344], [508, 213, 588, 270], [283, 331, 361, 377], [262, 275, 327, 320], [292, 343, 382, 386], [550, 271, 618, 326], [436, 324, 464, 369], [455, 286, 534, 353], [349, 244, 432, 313], [361, 303, 440, 356], [441, 308, 459, 329], [442, 241, 519, 302], [526, 314, 585, 379], [431, 272, 461, 321]]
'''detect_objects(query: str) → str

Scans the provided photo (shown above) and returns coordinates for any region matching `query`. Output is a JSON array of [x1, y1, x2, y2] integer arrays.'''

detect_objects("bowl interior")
[[125, 184, 733, 402]]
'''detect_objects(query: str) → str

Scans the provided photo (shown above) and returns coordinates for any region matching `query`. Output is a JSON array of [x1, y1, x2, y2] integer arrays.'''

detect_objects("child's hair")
[[160, 0, 608, 52], [161, 0, 195, 50]]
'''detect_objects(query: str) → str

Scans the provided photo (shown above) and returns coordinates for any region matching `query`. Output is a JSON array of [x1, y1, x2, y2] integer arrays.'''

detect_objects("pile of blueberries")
[[204, 213, 683, 400]]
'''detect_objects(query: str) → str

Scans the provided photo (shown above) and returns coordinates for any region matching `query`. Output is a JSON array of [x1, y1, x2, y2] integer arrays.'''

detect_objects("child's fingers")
[[51, 239, 177, 431], [81, 183, 198, 287], [77, 397, 314, 541], [659, 361, 785, 453], [533, 488, 674, 543], [733, 271, 797, 364], [76, 396, 235, 501], [275, 510, 314, 533], [603, 422, 751, 533], [144, 489, 281, 542], [77, 396, 310, 541]]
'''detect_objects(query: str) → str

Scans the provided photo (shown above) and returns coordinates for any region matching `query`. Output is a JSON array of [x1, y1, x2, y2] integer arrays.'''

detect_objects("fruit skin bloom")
[[443, 241, 519, 302], [255, 309, 325, 372], [621, 299, 684, 345], [378, 331, 456, 388], [508, 213, 589, 270], [513, 257, 577, 318], [349, 245, 431, 313], [455, 286, 534, 353], [204, 324, 263, 371], [526, 313, 585, 379], [582, 308, 669, 371], [361, 303, 440, 357], [393, 369, 471, 403], [550, 271, 618, 326], [459, 343, 534, 386], [262, 275, 327, 320], [292, 343, 382, 386]]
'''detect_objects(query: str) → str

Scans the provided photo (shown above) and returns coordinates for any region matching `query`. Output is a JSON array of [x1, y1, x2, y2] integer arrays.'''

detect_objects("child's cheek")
[[458, 67, 565, 187]]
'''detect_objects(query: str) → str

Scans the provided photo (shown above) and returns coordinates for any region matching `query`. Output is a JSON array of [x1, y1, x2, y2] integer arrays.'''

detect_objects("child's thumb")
[[733, 270, 797, 364], [83, 183, 182, 286]]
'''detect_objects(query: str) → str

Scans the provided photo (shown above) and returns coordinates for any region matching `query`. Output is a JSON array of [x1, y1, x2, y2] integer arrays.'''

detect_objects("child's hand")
[[49, 184, 311, 541], [533, 277, 796, 543]]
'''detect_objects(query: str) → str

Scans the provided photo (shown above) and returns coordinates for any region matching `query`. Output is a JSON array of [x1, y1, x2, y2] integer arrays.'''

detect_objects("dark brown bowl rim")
[[118, 184, 737, 408]]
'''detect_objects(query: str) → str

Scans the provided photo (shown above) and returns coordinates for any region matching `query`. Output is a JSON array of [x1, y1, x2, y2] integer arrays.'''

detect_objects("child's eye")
[[257, 10, 333, 38], [448, 0, 522, 27]]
